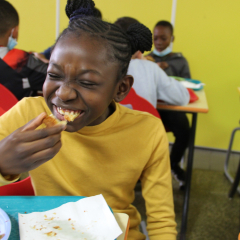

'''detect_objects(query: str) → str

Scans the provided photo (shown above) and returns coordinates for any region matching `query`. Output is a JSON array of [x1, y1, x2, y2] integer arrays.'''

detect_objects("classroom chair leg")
[[140, 221, 149, 240], [228, 160, 240, 198], [224, 127, 240, 195]]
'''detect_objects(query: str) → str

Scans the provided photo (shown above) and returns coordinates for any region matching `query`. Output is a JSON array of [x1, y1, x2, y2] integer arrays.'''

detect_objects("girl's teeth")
[[59, 109, 64, 115], [57, 107, 79, 116]]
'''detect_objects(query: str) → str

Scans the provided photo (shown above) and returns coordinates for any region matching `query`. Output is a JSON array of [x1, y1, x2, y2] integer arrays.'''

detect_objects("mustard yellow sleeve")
[[140, 122, 177, 240], [0, 97, 31, 140], [0, 98, 39, 187], [0, 97, 48, 141]]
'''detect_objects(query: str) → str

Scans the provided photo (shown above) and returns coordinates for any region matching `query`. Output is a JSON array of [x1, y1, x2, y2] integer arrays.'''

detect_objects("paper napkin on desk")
[[179, 80, 205, 90], [18, 194, 122, 240]]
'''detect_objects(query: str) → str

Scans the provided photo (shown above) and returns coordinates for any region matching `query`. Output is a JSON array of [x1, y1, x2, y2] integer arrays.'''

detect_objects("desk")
[[157, 89, 209, 240], [0, 196, 129, 240]]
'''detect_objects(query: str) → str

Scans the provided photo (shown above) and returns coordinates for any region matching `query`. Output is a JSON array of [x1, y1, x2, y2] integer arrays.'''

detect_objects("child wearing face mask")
[[115, 16, 190, 109], [147, 20, 191, 189], [0, 0, 48, 100], [0, 0, 177, 239], [147, 20, 191, 78]]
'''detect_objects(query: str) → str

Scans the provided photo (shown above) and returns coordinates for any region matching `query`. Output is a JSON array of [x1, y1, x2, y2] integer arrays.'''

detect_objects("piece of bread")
[[42, 114, 67, 128], [63, 113, 79, 122], [144, 55, 156, 62]]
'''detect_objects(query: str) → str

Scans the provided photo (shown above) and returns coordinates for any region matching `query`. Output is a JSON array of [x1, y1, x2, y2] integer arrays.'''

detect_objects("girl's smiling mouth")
[[53, 105, 84, 122]]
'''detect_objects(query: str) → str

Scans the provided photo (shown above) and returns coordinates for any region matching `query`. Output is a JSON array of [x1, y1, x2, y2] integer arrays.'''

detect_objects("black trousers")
[[158, 110, 190, 169]]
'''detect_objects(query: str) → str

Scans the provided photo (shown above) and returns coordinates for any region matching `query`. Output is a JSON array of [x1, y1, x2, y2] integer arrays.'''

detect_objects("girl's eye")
[[48, 73, 61, 79], [78, 81, 96, 88]]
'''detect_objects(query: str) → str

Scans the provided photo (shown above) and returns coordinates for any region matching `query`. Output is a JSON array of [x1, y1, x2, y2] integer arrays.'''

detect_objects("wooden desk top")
[[114, 213, 129, 240], [157, 89, 209, 113]]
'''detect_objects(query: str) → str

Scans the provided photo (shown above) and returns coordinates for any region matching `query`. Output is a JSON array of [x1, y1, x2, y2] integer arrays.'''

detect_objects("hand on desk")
[[0, 113, 65, 176]]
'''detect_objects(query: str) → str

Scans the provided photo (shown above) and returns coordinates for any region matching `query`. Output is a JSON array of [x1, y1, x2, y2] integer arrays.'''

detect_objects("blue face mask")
[[7, 29, 18, 50], [153, 46, 172, 57]]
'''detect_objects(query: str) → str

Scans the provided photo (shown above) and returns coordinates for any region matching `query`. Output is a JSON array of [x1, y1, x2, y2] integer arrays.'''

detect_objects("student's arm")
[[33, 46, 53, 63], [41, 46, 52, 60], [155, 64, 190, 105], [140, 122, 177, 240], [33, 52, 49, 63], [0, 100, 65, 186]]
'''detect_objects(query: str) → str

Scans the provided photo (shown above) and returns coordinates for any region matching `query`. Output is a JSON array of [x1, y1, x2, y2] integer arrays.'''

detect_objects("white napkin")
[[179, 81, 205, 89], [18, 194, 122, 240]]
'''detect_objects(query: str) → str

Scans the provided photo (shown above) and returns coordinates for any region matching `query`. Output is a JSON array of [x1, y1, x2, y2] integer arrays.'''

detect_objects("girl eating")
[[0, 0, 177, 239]]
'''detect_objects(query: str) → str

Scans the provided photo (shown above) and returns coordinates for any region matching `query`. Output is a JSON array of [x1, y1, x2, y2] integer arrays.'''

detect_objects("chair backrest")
[[0, 84, 18, 112], [120, 88, 160, 118], [0, 176, 34, 196], [0, 106, 5, 116]]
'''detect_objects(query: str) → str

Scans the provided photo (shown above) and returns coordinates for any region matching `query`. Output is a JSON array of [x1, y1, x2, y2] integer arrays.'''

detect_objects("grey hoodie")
[[147, 52, 191, 78]]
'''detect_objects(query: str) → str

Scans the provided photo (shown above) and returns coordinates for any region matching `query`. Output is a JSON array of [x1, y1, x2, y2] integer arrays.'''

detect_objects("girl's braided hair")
[[55, 0, 152, 80]]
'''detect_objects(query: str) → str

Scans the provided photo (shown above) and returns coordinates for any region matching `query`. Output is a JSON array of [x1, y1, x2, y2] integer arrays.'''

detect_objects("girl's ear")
[[114, 75, 134, 102]]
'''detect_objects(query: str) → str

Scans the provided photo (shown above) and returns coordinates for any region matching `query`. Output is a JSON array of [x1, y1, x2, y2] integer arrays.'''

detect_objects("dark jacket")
[[147, 52, 191, 78], [0, 48, 48, 100]]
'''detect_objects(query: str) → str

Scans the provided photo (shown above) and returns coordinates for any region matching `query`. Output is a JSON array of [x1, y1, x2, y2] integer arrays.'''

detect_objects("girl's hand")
[[0, 113, 66, 176]]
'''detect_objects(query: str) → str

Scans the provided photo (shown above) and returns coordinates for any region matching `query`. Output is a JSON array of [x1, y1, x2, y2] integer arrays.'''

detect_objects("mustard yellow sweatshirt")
[[0, 97, 177, 240]]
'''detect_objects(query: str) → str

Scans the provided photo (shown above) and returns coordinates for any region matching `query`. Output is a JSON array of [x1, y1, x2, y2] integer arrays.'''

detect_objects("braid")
[[55, 0, 152, 80], [127, 23, 152, 54], [65, 0, 95, 19]]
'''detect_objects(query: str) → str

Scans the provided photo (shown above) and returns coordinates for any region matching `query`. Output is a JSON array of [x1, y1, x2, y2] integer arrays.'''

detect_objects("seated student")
[[114, 17, 190, 109], [35, 7, 103, 62], [146, 20, 191, 188], [147, 20, 191, 78], [0, 0, 177, 239], [0, 0, 48, 100]]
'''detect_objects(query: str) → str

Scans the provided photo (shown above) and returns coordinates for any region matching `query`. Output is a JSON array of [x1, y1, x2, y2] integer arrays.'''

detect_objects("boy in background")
[[0, 0, 48, 100], [147, 20, 191, 188], [114, 17, 189, 110], [147, 20, 191, 78]]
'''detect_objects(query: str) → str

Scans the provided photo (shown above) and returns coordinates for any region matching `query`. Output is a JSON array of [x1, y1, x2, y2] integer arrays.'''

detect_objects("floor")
[[133, 147, 240, 240]]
